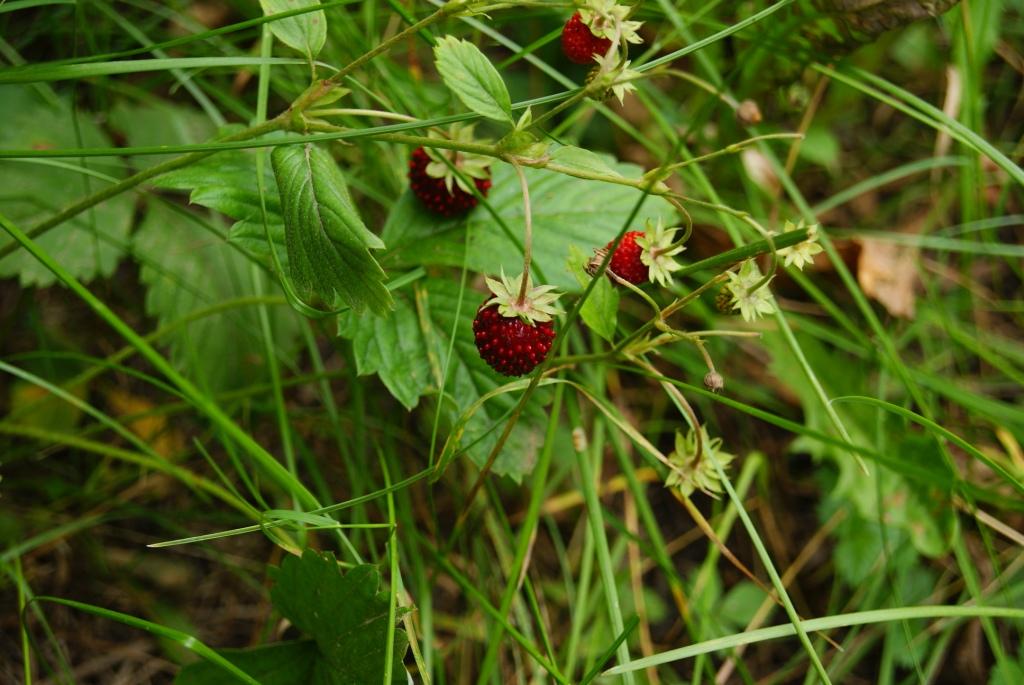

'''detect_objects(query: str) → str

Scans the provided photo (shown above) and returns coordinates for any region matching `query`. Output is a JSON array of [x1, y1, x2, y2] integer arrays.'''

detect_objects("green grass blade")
[[605, 606, 1024, 674], [29, 596, 261, 685]]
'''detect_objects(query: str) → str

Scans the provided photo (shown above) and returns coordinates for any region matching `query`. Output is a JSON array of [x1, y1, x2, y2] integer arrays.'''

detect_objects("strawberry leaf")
[[272, 142, 393, 315], [260, 0, 327, 60], [433, 35, 513, 124], [270, 550, 408, 683], [133, 201, 303, 392], [151, 134, 287, 266], [175, 551, 408, 684], [175, 641, 318, 685], [108, 100, 216, 171], [0, 86, 133, 287], [336, 289, 432, 410]]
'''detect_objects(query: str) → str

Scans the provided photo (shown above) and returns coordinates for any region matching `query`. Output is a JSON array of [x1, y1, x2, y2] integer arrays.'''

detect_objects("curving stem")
[[512, 162, 533, 304]]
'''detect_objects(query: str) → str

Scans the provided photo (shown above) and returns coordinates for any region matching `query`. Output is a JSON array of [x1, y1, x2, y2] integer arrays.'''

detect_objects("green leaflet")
[[433, 35, 513, 124], [259, 0, 327, 60], [177, 550, 409, 684], [0, 86, 133, 286], [108, 101, 215, 171], [336, 289, 432, 410], [270, 550, 408, 683], [176, 641, 319, 685], [133, 201, 303, 393], [150, 132, 287, 265], [271, 143, 392, 315]]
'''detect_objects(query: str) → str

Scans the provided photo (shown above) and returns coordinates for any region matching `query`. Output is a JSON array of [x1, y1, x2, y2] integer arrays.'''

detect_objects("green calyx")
[[579, 0, 644, 44], [665, 426, 736, 498], [636, 217, 685, 286], [484, 269, 562, 324], [424, 123, 494, 194]]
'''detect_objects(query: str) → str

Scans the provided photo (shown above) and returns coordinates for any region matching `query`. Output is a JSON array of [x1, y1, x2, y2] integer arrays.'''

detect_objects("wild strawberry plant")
[[2, 1, 1023, 683]]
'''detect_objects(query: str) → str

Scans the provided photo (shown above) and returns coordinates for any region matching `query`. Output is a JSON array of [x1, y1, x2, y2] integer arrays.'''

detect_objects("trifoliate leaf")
[[271, 142, 392, 315], [433, 35, 513, 123], [260, 0, 327, 60], [178, 551, 409, 684]]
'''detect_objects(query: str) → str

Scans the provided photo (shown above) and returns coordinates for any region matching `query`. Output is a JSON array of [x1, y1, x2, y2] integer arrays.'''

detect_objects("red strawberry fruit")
[[408, 147, 491, 216], [473, 304, 556, 377], [562, 12, 613, 64], [473, 271, 562, 377], [591, 219, 686, 287], [606, 230, 647, 284]]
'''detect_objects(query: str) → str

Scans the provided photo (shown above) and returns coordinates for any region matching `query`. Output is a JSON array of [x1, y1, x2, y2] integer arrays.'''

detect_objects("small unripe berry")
[[704, 371, 724, 393], [736, 99, 762, 126]]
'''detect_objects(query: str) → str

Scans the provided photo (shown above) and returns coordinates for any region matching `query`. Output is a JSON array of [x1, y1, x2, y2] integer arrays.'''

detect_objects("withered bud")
[[586, 246, 610, 278], [736, 99, 762, 126], [704, 371, 724, 393]]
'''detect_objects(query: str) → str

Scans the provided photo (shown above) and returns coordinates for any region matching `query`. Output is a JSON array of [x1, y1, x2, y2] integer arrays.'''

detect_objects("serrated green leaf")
[[175, 641, 318, 685], [433, 35, 513, 123], [271, 142, 392, 315], [0, 86, 133, 286], [568, 245, 619, 342], [151, 136, 288, 266], [336, 290, 432, 409], [269, 550, 408, 684], [260, 0, 326, 59], [337, 278, 547, 481], [383, 158, 675, 291], [133, 201, 302, 392], [108, 100, 215, 171], [550, 145, 624, 179]]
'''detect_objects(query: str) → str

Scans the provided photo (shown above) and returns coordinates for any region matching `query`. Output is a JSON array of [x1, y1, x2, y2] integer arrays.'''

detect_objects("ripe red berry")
[[606, 231, 648, 284], [562, 12, 613, 65], [473, 301, 556, 377], [408, 147, 491, 216]]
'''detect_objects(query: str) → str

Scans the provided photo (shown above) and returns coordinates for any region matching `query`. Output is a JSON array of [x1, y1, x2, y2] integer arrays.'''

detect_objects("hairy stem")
[[512, 162, 533, 303]]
